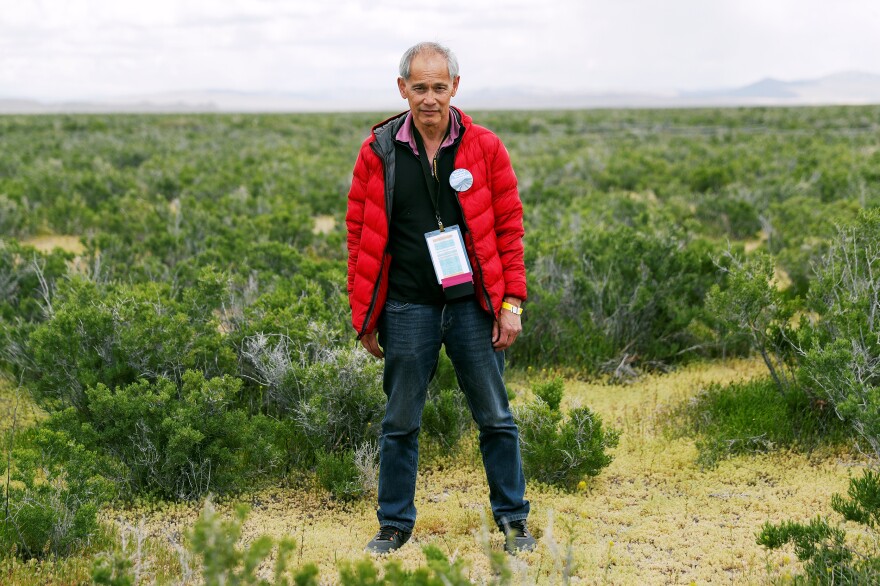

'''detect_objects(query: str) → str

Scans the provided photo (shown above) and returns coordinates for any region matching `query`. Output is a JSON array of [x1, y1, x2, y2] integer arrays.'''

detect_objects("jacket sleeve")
[[346, 141, 372, 296], [489, 137, 527, 301]]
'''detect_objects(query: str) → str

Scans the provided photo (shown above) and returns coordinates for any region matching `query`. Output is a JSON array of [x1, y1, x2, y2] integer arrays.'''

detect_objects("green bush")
[[693, 194, 760, 240], [758, 469, 880, 584], [288, 347, 385, 458], [0, 241, 73, 376], [339, 546, 479, 586], [516, 222, 721, 373], [428, 349, 459, 393], [25, 275, 236, 410], [532, 377, 564, 412], [1, 426, 115, 559], [422, 388, 470, 451], [672, 378, 845, 468], [765, 196, 861, 296], [706, 251, 797, 394], [798, 210, 880, 459], [48, 370, 285, 500], [514, 401, 619, 489], [315, 449, 364, 501]]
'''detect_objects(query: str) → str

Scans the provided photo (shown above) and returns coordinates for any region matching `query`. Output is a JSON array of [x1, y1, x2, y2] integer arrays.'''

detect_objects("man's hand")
[[360, 332, 385, 359], [492, 297, 523, 350]]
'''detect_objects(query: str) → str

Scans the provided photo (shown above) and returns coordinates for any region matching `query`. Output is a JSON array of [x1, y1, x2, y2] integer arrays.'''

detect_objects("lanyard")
[[412, 128, 445, 231]]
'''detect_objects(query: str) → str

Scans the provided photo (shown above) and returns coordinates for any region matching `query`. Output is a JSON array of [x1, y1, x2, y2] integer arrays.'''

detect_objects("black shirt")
[[387, 129, 470, 304]]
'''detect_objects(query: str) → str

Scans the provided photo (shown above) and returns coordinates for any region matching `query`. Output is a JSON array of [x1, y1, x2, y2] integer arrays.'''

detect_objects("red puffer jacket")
[[346, 107, 527, 336]]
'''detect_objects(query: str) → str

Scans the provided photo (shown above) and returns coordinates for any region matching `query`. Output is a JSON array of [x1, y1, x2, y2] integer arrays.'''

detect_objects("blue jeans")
[[375, 298, 529, 532]]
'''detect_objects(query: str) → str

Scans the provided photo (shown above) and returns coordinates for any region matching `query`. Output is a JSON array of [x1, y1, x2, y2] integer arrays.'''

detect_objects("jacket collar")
[[371, 107, 468, 158]]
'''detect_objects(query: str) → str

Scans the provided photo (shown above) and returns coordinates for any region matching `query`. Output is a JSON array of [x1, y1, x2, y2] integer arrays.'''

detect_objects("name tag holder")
[[425, 225, 474, 300]]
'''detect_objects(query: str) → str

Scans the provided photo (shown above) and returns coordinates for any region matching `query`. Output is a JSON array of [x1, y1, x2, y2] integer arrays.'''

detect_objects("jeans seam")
[[380, 520, 412, 533], [496, 513, 529, 527]]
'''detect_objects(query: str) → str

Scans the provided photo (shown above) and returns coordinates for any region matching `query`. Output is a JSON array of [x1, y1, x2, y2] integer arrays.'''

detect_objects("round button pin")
[[449, 168, 474, 192]]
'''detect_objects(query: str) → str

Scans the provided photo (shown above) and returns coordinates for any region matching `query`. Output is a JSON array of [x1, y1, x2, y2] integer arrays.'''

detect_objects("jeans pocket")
[[384, 300, 412, 312]]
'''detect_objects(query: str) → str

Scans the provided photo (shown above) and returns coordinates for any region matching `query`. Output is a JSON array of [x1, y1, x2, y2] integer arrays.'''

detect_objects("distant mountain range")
[[3, 71, 880, 113]]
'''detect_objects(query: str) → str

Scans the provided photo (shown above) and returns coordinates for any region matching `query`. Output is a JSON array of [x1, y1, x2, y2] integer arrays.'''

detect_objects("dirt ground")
[[105, 358, 862, 584]]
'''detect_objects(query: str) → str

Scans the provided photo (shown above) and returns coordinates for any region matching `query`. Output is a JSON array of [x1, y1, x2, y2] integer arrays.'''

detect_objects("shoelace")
[[376, 526, 399, 541], [506, 520, 528, 535]]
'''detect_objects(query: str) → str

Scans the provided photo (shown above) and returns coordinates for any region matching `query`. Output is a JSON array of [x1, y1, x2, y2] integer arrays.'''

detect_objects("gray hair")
[[399, 42, 459, 80]]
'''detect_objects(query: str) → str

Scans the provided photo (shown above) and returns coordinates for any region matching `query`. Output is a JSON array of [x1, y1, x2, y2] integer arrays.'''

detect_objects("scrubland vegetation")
[[2, 106, 880, 583]]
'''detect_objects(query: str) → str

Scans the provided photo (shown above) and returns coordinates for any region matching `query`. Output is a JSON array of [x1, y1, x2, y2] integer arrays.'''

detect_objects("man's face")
[[397, 52, 459, 133]]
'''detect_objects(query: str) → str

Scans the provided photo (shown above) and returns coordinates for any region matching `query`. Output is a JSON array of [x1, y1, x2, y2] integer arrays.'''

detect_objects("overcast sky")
[[2, 0, 879, 104]]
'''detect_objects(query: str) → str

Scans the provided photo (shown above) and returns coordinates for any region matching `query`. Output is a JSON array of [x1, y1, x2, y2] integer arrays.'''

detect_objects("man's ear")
[[397, 77, 407, 99], [451, 76, 460, 98]]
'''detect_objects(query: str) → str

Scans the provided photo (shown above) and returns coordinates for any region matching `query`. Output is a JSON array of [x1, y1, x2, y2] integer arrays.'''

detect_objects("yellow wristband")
[[502, 302, 523, 315]]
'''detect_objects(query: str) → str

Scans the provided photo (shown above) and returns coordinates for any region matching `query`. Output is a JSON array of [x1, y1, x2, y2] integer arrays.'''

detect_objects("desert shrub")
[[1, 426, 115, 559], [315, 449, 364, 501], [517, 222, 721, 373], [0, 241, 73, 376], [696, 212, 879, 464], [47, 370, 285, 500], [428, 349, 459, 392], [25, 274, 236, 410], [339, 546, 477, 586], [234, 273, 350, 354], [532, 377, 564, 412], [286, 347, 385, 458], [239, 331, 386, 471], [352, 441, 379, 495], [765, 196, 861, 296], [672, 378, 845, 468], [339, 538, 517, 585], [422, 388, 470, 451], [758, 469, 880, 584], [693, 193, 760, 240], [797, 210, 880, 459], [0, 240, 72, 324], [421, 350, 470, 451], [0, 194, 27, 237], [705, 250, 798, 394], [514, 400, 619, 489]]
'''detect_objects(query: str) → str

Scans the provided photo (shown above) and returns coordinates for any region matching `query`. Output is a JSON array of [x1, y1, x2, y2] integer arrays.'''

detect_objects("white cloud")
[[1, 0, 878, 101]]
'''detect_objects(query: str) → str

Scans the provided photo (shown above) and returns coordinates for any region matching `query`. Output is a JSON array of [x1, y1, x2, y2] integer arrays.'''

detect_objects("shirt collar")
[[395, 108, 461, 157]]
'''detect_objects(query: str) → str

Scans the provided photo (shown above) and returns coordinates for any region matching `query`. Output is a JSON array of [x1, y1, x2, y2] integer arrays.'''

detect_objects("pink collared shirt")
[[395, 110, 461, 157]]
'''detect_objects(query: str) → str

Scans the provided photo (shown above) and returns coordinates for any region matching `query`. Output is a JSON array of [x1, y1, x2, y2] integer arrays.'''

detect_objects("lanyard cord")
[[412, 128, 445, 231]]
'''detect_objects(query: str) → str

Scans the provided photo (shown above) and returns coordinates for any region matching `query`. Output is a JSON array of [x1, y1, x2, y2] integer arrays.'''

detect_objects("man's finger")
[[493, 329, 511, 349], [360, 334, 385, 359]]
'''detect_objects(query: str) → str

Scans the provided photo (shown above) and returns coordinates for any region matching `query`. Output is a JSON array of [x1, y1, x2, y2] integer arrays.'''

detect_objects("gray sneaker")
[[501, 519, 537, 554], [365, 526, 411, 554]]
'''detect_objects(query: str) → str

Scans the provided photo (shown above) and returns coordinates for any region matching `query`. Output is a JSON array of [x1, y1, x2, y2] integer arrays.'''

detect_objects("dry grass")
[[104, 358, 862, 584], [312, 214, 337, 235], [19, 234, 86, 255]]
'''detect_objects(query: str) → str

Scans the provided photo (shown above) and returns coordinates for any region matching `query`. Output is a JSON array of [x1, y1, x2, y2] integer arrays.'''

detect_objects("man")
[[346, 42, 534, 555]]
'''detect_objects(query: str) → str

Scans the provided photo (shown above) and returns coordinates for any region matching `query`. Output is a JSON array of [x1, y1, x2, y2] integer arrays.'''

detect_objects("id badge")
[[424, 225, 475, 299]]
